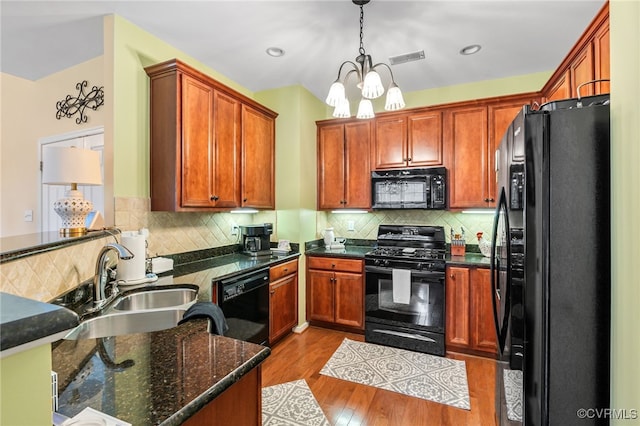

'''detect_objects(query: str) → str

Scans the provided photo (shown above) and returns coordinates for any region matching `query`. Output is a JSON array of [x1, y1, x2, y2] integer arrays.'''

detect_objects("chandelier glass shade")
[[325, 0, 405, 119]]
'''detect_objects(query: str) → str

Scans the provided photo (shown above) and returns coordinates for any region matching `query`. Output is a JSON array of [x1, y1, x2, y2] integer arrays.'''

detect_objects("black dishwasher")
[[216, 267, 269, 345]]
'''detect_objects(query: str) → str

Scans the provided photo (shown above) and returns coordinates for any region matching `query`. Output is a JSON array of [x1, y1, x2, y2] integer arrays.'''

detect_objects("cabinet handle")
[[210, 195, 219, 201], [243, 198, 248, 202], [407, 157, 412, 162], [284, 268, 288, 272], [270, 290, 275, 295], [450, 274, 455, 279], [331, 263, 336, 268], [488, 198, 495, 202]]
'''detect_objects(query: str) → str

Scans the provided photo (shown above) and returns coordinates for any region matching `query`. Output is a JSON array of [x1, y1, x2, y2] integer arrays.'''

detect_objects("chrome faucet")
[[92, 243, 134, 309]]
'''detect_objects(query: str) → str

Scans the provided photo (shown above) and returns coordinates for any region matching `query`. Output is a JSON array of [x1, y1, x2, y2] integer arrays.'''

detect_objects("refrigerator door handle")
[[490, 188, 511, 354], [490, 191, 502, 346]]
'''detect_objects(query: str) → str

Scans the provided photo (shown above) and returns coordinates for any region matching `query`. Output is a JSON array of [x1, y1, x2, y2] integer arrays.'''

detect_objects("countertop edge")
[[0, 292, 79, 355], [161, 345, 271, 426]]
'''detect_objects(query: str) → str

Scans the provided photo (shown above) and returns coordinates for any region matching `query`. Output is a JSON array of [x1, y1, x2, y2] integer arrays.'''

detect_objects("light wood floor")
[[262, 327, 498, 426]]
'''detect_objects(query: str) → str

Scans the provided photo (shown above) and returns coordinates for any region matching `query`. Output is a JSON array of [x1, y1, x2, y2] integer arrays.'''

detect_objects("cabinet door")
[[212, 91, 241, 207], [470, 268, 498, 354], [570, 44, 595, 98], [344, 121, 372, 208], [446, 106, 489, 208], [545, 70, 571, 102], [593, 22, 610, 94], [407, 111, 443, 167], [241, 105, 275, 208], [488, 100, 530, 203], [373, 115, 407, 169], [270, 273, 298, 344], [445, 266, 471, 350], [307, 269, 335, 323], [334, 271, 364, 329], [317, 124, 346, 209], [181, 75, 215, 208]]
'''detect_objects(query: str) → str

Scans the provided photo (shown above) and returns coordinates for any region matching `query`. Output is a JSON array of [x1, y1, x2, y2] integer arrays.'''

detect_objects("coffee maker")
[[240, 223, 273, 257]]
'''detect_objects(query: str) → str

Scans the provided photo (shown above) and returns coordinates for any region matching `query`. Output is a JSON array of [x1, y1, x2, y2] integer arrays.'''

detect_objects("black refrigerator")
[[491, 94, 611, 426]]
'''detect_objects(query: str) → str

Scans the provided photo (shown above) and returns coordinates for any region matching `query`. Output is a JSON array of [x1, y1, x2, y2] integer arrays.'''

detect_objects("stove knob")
[[416, 263, 424, 271], [374, 259, 381, 266], [383, 259, 390, 267]]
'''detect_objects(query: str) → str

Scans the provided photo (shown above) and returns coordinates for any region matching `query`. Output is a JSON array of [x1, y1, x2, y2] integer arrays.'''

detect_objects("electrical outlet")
[[231, 225, 239, 235], [347, 220, 355, 231], [24, 209, 33, 222]]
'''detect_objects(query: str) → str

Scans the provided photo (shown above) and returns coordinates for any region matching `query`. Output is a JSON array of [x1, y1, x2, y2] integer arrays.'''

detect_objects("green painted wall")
[[108, 15, 253, 198], [610, 1, 640, 424], [0, 345, 52, 425]]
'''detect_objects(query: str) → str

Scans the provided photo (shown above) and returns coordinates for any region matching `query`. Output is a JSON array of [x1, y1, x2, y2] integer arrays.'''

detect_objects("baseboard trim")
[[292, 322, 309, 334]]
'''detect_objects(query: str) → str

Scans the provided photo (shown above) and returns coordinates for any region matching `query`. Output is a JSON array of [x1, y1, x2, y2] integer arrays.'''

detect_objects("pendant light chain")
[[325, 0, 405, 118], [358, 4, 365, 56]]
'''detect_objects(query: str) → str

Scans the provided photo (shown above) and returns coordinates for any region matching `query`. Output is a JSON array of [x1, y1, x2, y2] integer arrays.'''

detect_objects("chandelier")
[[325, 0, 405, 119]]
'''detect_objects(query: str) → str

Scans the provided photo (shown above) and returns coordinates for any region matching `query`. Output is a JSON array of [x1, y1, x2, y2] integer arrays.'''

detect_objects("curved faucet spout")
[[93, 243, 134, 309]]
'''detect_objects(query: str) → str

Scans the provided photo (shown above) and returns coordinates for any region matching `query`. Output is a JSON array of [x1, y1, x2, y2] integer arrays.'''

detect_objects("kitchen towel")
[[178, 302, 229, 335], [392, 268, 412, 304]]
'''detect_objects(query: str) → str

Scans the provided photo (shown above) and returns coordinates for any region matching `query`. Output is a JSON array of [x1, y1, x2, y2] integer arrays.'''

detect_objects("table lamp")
[[42, 146, 103, 236]]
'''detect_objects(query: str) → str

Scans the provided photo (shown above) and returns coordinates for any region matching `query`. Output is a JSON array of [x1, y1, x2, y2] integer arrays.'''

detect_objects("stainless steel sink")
[[111, 287, 198, 311], [64, 308, 188, 340]]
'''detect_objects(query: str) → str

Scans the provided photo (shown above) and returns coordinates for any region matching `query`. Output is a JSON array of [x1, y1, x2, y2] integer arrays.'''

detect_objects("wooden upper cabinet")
[[212, 91, 242, 208], [570, 44, 595, 98], [408, 111, 443, 167], [545, 70, 571, 103], [373, 111, 443, 169], [593, 21, 610, 94], [445, 106, 490, 209], [180, 75, 216, 208], [318, 123, 346, 209], [373, 115, 406, 169], [145, 59, 277, 212], [542, 2, 609, 101], [241, 104, 276, 209], [317, 120, 371, 210]]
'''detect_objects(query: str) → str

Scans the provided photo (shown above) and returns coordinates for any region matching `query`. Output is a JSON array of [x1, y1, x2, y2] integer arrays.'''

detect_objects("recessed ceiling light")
[[266, 47, 285, 57], [460, 44, 482, 55]]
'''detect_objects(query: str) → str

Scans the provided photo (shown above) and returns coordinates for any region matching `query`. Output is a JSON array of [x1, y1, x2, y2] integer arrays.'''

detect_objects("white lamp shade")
[[384, 84, 406, 111], [42, 147, 102, 185], [325, 81, 346, 107], [356, 99, 375, 119], [361, 70, 384, 99], [332, 98, 351, 118]]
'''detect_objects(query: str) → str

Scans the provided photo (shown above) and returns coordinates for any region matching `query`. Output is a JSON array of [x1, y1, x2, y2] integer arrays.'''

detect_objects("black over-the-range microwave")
[[371, 167, 447, 210]]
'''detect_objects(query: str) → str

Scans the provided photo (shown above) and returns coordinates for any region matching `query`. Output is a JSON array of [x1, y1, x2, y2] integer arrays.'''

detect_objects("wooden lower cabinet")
[[269, 259, 299, 344], [445, 266, 497, 357], [306, 256, 364, 332], [183, 366, 261, 426]]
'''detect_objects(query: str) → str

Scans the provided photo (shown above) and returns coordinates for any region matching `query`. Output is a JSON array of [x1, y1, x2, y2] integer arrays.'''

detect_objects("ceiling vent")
[[388, 50, 425, 65]]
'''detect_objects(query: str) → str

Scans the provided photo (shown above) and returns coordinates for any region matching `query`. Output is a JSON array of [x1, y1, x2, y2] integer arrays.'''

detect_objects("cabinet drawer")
[[270, 259, 298, 281], [307, 256, 363, 273]]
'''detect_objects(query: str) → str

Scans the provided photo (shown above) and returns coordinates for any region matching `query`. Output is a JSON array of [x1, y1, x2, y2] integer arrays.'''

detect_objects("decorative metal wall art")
[[56, 80, 104, 124]]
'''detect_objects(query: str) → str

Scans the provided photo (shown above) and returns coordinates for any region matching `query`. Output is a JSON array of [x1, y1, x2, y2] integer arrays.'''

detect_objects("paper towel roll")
[[117, 232, 146, 282]]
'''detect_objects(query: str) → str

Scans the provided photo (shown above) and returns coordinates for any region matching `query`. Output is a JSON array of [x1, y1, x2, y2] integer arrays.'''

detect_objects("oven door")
[[365, 265, 444, 332]]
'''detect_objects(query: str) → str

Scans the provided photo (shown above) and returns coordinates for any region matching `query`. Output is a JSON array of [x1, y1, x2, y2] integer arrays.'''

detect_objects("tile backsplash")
[[0, 198, 494, 302], [316, 210, 494, 243]]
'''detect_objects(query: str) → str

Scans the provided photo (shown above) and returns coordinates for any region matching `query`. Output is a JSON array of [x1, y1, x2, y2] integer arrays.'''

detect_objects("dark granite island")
[[52, 319, 270, 425]]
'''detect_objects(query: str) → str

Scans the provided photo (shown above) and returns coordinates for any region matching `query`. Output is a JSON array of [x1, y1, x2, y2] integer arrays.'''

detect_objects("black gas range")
[[364, 225, 447, 356]]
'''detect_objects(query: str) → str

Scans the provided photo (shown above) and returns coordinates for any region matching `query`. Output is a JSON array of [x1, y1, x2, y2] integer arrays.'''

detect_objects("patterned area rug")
[[320, 338, 470, 410], [504, 369, 523, 422], [262, 379, 330, 426]]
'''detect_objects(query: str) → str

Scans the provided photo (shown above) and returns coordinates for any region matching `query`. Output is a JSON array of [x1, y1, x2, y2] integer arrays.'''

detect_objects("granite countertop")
[[0, 292, 78, 357], [51, 319, 270, 425], [446, 252, 491, 268], [305, 245, 373, 259], [305, 240, 491, 268]]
